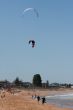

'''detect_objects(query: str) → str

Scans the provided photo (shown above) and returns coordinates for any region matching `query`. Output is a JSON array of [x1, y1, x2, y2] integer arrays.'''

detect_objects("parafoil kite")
[[23, 8, 38, 48], [29, 40, 35, 48], [23, 8, 39, 18]]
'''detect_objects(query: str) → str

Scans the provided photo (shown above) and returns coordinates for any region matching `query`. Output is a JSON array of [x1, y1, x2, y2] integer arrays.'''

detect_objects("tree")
[[32, 74, 42, 87], [13, 77, 22, 87]]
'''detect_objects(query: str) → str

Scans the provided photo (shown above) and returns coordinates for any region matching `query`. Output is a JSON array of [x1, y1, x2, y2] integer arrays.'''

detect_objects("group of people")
[[32, 94, 46, 104]]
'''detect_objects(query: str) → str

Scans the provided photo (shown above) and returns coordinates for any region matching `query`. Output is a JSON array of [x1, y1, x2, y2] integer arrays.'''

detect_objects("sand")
[[0, 88, 73, 110]]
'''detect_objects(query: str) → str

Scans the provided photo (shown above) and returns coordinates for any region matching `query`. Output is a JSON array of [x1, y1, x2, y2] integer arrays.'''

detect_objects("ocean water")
[[46, 93, 73, 108]]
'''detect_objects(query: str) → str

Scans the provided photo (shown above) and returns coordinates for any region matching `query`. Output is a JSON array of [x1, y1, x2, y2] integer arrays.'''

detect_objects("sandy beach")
[[0, 88, 73, 110]]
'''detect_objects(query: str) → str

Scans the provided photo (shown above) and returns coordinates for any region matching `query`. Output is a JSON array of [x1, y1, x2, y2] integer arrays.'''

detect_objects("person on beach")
[[34, 94, 37, 98], [32, 94, 37, 99], [42, 97, 46, 104], [37, 95, 40, 103]]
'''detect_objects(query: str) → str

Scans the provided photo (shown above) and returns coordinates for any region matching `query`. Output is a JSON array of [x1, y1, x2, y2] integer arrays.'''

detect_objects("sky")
[[0, 0, 73, 83]]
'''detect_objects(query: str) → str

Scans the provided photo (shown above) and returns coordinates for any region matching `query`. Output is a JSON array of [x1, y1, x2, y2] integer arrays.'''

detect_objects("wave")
[[46, 93, 73, 99]]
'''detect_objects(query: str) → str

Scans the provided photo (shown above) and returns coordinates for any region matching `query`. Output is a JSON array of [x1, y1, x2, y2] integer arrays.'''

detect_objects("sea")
[[46, 93, 73, 109]]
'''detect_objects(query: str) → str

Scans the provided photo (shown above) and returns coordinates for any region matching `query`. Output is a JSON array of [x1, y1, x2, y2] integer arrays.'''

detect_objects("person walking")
[[42, 97, 46, 104], [37, 95, 40, 103]]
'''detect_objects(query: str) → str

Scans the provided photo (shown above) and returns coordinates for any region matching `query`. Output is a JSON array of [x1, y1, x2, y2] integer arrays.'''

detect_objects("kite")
[[23, 8, 39, 18], [29, 40, 35, 48]]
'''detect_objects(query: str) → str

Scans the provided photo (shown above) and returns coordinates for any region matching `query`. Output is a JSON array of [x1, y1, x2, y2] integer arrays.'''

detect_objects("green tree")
[[13, 77, 22, 87], [32, 74, 42, 87]]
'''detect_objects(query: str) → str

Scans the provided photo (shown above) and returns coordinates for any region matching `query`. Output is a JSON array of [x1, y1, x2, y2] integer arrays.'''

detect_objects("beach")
[[0, 88, 73, 110]]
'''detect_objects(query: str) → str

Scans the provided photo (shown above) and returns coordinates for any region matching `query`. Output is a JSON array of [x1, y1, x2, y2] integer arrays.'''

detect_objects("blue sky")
[[0, 0, 73, 83]]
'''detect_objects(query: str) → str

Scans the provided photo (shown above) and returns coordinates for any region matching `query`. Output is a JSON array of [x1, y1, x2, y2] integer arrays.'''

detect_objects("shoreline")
[[28, 88, 73, 109], [20, 88, 73, 110]]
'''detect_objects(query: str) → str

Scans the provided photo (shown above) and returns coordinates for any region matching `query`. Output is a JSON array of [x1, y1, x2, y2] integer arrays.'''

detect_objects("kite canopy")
[[29, 40, 35, 48], [23, 8, 39, 18]]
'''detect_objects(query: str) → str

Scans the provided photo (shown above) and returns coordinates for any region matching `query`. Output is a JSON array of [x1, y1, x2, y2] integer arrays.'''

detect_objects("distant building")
[[22, 82, 32, 88], [0, 80, 11, 88], [42, 82, 49, 88], [49, 83, 60, 88]]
